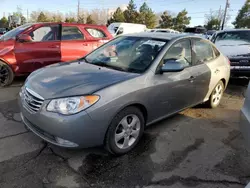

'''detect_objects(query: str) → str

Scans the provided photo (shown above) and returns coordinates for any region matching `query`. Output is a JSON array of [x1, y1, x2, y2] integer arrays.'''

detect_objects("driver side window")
[[163, 39, 192, 67], [29, 25, 60, 42]]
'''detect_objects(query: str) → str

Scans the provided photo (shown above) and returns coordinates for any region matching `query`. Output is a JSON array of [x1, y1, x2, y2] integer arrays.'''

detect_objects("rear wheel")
[[207, 81, 224, 108], [0, 61, 14, 87], [105, 107, 145, 155]]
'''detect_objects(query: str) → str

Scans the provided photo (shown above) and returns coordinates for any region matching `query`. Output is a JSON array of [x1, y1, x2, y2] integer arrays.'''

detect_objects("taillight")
[[227, 57, 231, 65]]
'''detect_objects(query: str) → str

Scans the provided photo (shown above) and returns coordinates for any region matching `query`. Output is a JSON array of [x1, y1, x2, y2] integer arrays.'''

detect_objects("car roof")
[[123, 32, 197, 40], [29, 22, 107, 28], [215, 29, 250, 34]]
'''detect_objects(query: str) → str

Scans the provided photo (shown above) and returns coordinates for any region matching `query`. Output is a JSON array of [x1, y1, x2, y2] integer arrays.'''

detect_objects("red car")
[[0, 23, 113, 86]]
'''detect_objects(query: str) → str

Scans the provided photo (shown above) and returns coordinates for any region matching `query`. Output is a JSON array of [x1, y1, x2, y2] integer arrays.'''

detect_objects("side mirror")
[[161, 60, 185, 73], [17, 34, 32, 43], [117, 27, 124, 35]]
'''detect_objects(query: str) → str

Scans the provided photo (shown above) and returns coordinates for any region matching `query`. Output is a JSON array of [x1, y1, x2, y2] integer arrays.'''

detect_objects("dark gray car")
[[19, 33, 230, 155]]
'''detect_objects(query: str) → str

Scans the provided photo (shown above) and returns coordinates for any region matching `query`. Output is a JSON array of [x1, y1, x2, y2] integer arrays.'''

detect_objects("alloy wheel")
[[114, 114, 141, 150], [212, 83, 223, 106]]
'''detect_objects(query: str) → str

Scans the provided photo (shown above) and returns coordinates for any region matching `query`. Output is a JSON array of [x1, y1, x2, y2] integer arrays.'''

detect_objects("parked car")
[[211, 29, 250, 78], [205, 30, 216, 40], [19, 33, 230, 155], [0, 23, 113, 86], [240, 82, 250, 150], [108, 22, 147, 37], [149, 28, 180, 34], [0, 28, 7, 36]]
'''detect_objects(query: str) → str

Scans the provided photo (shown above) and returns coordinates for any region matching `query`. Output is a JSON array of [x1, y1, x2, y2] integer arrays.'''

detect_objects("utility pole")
[[77, 0, 80, 22], [218, 5, 222, 29], [27, 9, 29, 23], [221, 0, 230, 30]]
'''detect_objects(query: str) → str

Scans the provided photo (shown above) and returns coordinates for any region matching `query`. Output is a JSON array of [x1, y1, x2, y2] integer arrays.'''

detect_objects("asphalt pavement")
[[0, 78, 250, 188]]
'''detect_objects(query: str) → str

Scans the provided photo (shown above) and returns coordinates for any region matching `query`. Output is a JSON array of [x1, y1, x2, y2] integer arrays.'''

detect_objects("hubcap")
[[0, 65, 9, 85], [114, 114, 141, 149], [212, 84, 223, 105]]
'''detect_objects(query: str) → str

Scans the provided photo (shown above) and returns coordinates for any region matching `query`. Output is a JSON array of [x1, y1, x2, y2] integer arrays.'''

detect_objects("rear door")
[[84, 27, 111, 50], [60, 25, 93, 62], [187, 38, 217, 103], [14, 24, 61, 73]]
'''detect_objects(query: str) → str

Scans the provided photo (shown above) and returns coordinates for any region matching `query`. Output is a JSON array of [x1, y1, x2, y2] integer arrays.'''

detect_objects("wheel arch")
[[103, 102, 148, 143], [221, 78, 226, 89]]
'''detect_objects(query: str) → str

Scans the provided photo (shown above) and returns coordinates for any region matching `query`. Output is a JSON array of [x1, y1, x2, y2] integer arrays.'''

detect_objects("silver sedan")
[[19, 33, 230, 155]]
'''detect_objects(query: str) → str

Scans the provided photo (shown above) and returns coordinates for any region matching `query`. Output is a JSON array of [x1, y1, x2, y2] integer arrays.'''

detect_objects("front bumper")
[[230, 67, 250, 78], [19, 97, 106, 148]]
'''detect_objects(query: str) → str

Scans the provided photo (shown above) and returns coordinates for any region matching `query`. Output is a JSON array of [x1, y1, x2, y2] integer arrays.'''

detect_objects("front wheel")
[[206, 81, 224, 108], [105, 107, 145, 155], [0, 61, 14, 87]]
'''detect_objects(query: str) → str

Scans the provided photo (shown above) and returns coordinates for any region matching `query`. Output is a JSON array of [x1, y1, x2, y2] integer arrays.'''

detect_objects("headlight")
[[47, 95, 99, 115], [19, 86, 25, 97]]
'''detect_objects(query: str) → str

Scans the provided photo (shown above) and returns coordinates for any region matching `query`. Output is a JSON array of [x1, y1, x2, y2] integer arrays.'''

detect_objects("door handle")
[[188, 76, 196, 82], [82, 43, 89, 46], [48, 45, 59, 48]]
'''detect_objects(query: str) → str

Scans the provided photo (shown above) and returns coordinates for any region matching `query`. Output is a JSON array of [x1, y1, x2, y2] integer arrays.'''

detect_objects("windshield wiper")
[[93, 62, 138, 73], [94, 62, 128, 72]]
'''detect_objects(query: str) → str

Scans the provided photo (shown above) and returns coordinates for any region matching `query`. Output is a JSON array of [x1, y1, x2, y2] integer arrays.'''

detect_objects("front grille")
[[23, 88, 44, 113]]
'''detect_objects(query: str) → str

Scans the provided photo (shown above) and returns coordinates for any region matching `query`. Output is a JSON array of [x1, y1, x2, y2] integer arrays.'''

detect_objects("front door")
[[14, 24, 61, 73], [150, 39, 196, 120]]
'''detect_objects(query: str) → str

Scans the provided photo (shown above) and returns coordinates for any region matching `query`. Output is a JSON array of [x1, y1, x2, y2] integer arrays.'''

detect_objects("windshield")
[[215, 31, 250, 44], [0, 24, 33, 41], [84, 36, 168, 73]]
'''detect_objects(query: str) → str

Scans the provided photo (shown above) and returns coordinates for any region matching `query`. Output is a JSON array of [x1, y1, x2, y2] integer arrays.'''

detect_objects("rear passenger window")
[[212, 46, 220, 58], [192, 39, 214, 64], [86, 28, 106, 38], [62, 26, 84, 40]]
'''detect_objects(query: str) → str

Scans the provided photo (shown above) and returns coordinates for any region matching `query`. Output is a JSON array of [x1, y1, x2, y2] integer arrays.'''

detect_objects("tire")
[[206, 80, 224, 108], [105, 106, 145, 155], [0, 61, 14, 87]]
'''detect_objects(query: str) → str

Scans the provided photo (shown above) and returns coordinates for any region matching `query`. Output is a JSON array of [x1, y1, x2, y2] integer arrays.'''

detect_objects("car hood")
[[215, 40, 250, 58], [26, 61, 139, 99]]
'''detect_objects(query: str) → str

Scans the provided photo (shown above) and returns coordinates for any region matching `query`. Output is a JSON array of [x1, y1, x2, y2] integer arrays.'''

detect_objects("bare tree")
[[88, 9, 108, 25]]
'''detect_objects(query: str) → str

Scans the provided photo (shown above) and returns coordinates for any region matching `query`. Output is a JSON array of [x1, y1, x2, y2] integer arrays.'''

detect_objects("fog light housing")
[[55, 137, 78, 147]]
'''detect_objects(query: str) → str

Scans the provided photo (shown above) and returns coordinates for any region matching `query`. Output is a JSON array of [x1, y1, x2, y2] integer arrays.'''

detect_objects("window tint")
[[86, 28, 106, 38], [29, 25, 59, 42], [193, 39, 214, 64], [85, 36, 167, 73], [163, 39, 192, 67], [62, 26, 84, 40]]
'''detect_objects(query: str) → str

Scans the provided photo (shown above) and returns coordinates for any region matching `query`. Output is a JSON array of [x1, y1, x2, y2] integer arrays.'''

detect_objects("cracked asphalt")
[[0, 77, 250, 188]]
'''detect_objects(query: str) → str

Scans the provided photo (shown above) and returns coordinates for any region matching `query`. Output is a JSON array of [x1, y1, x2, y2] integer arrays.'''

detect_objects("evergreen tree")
[[173, 9, 191, 32], [109, 7, 125, 24], [0, 17, 8, 28], [159, 11, 173, 28], [138, 2, 156, 28], [37, 12, 48, 22], [124, 0, 139, 23], [233, 0, 250, 28]]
